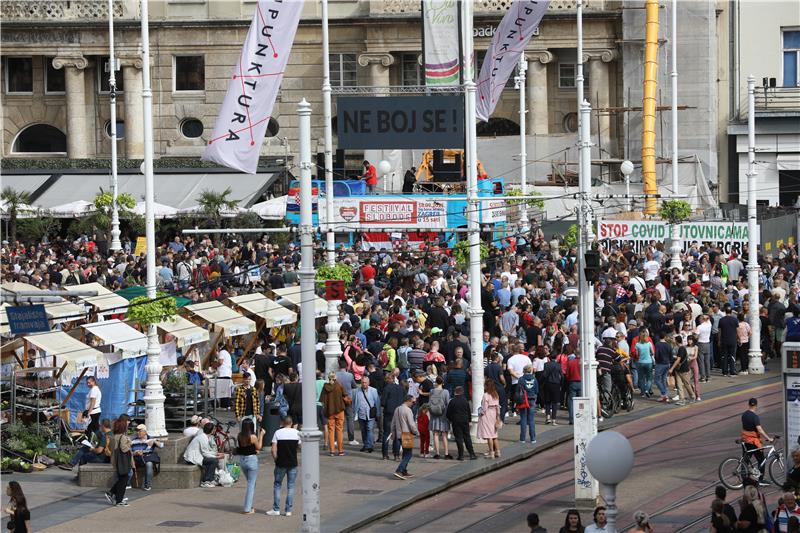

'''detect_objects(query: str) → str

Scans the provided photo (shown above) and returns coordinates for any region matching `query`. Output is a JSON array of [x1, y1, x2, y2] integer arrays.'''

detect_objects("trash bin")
[[262, 401, 281, 446]]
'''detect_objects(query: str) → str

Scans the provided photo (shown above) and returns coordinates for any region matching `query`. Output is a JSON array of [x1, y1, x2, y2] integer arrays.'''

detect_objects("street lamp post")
[[746, 76, 763, 374], [321, 0, 342, 378], [668, 0, 681, 272], [620, 160, 634, 212], [298, 99, 322, 532], [586, 431, 635, 533], [108, 0, 121, 252], [515, 56, 529, 234], [140, 0, 167, 438]]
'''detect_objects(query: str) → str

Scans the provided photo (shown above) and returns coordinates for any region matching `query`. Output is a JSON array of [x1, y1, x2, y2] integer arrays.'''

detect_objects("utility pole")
[[462, 0, 485, 436], [108, 0, 121, 252], [321, 0, 342, 377], [140, 0, 166, 438], [298, 99, 322, 532], [746, 76, 763, 374], [668, 0, 682, 271]]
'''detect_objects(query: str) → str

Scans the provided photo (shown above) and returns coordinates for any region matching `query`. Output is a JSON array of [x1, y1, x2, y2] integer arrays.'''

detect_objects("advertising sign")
[[596, 220, 759, 255], [337, 96, 465, 149], [7, 305, 49, 335], [333, 199, 447, 229], [423, 0, 461, 86]]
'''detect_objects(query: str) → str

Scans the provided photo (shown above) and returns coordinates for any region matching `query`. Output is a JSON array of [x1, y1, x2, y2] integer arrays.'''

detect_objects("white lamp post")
[[620, 160, 634, 213], [378, 160, 392, 193], [514, 56, 529, 234], [668, 0, 681, 273], [108, 0, 121, 252], [586, 431, 635, 533], [746, 75, 763, 374]]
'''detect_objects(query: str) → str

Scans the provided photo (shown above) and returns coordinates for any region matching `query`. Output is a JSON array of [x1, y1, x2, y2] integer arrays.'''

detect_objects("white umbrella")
[[249, 196, 287, 220], [132, 201, 178, 219], [47, 200, 96, 218], [178, 205, 246, 218], [0, 200, 39, 219]]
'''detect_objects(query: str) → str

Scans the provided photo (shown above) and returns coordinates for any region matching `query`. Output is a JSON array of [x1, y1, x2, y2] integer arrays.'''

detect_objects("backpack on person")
[[514, 382, 529, 407], [397, 346, 410, 370], [428, 389, 445, 417], [377, 348, 389, 368]]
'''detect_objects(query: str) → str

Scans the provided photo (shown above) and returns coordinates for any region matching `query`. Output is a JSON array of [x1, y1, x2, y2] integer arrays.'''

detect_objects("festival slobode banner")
[[332, 199, 448, 229], [475, 0, 549, 122], [423, 0, 461, 86], [596, 219, 760, 255], [202, 0, 303, 174]]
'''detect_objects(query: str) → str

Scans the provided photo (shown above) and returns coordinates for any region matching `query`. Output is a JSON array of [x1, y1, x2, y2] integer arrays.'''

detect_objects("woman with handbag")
[[105, 418, 133, 507], [477, 378, 502, 459], [4, 481, 30, 533], [517, 364, 538, 444], [428, 377, 452, 460], [390, 394, 419, 480], [319, 372, 347, 456]]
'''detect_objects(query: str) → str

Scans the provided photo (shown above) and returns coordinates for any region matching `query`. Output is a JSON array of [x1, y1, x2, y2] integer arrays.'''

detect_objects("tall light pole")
[[108, 0, 121, 252], [586, 431, 635, 533], [746, 76, 763, 374], [462, 0, 485, 436], [298, 98, 322, 532], [668, 0, 682, 271], [140, 0, 166, 437], [621, 160, 634, 213], [321, 0, 342, 377], [515, 56, 529, 234]]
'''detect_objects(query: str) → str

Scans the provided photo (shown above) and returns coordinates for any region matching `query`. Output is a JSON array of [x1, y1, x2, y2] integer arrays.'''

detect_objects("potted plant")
[[453, 239, 489, 267], [659, 200, 692, 270], [315, 262, 354, 288]]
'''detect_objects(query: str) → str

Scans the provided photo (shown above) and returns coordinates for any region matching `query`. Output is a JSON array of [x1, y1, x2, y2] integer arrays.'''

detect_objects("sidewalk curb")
[[329, 373, 779, 533]]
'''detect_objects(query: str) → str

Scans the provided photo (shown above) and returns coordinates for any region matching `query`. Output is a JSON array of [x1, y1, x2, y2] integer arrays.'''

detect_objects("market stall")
[[81, 319, 148, 364], [226, 293, 297, 360], [63, 282, 130, 318], [271, 286, 329, 319], [182, 301, 257, 363], [0, 283, 86, 328]]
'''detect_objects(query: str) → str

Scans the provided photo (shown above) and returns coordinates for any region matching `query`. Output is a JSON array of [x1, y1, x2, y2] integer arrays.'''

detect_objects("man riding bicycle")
[[611, 355, 634, 411], [741, 397, 774, 482]]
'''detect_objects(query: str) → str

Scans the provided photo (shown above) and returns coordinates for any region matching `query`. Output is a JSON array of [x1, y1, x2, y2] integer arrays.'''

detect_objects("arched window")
[[12, 124, 67, 153], [477, 117, 520, 137]]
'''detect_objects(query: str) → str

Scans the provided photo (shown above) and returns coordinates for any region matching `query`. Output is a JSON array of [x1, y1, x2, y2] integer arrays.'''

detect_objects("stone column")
[[53, 56, 89, 159], [358, 52, 394, 94], [121, 58, 144, 159], [526, 51, 553, 135], [586, 49, 617, 157]]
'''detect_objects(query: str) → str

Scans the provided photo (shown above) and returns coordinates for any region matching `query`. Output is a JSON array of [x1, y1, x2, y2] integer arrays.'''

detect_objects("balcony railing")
[[1, 1, 125, 21], [754, 86, 800, 116], [371, 0, 601, 15]]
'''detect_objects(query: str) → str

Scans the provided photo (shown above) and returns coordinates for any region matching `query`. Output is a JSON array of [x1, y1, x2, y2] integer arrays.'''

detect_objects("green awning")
[[115, 286, 192, 308]]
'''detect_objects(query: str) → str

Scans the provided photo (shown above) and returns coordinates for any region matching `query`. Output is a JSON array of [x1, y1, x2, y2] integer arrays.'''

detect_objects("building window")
[[12, 124, 67, 153], [784, 30, 800, 87], [330, 53, 357, 88], [104, 120, 125, 139], [558, 63, 589, 89], [5, 57, 33, 94], [45, 58, 65, 94], [174, 56, 205, 92], [180, 118, 204, 138], [401, 53, 422, 86], [98, 57, 124, 93], [266, 117, 280, 137]]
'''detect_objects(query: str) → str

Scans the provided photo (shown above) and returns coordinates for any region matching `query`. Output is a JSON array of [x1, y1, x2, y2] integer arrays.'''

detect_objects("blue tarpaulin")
[[58, 357, 147, 427]]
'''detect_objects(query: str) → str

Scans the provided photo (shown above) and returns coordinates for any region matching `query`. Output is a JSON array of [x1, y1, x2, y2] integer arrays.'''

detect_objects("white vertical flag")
[[423, 0, 461, 86], [475, 0, 549, 122], [202, 0, 303, 174]]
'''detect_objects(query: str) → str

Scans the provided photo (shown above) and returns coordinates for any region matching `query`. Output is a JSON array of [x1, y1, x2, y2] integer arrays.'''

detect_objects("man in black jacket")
[[446, 386, 477, 460], [380, 373, 405, 460]]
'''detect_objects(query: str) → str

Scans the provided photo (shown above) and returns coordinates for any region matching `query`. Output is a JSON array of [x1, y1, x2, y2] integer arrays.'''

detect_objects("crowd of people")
[[4, 220, 800, 523]]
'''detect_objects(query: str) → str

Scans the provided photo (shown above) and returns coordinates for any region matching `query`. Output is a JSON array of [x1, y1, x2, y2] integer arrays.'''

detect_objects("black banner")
[[337, 95, 465, 149]]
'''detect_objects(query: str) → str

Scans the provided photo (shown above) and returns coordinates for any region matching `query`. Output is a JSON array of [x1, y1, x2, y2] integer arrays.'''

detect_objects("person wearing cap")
[[130, 424, 164, 491], [234, 372, 261, 425], [183, 415, 204, 438], [741, 398, 773, 482]]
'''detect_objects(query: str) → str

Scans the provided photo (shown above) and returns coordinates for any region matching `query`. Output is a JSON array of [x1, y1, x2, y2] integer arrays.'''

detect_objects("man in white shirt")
[[83, 375, 102, 436], [695, 314, 713, 383], [216, 345, 233, 410], [506, 348, 531, 418], [584, 506, 608, 533], [643, 253, 660, 282]]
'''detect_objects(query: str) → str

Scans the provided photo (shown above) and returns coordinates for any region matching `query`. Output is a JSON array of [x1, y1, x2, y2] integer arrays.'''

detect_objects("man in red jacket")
[[566, 354, 582, 425], [361, 160, 378, 194]]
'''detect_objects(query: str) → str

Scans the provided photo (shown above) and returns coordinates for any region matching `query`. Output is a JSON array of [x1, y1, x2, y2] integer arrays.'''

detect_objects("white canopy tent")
[[132, 201, 178, 219], [63, 283, 130, 316], [82, 319, 148, 360], [271, 286, 328, 319], [156, 315, 210, 349], [177, 205, 247, 218], [24, 331, 104, 381], [0, 200, 39, 219], [227, 293, 297, 328], [249, 196, 288, 220], [1, 282, 87, 325], [183, 301, 256, 338], [47, 200, 96, 218]]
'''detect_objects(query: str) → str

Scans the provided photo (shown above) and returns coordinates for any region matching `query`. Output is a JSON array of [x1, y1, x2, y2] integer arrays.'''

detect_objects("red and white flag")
[[475, 0, 549, 122], [202, 0, 302, 174]]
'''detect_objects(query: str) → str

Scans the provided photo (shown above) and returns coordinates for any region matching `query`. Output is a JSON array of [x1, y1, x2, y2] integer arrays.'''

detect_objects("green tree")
[[1, 187, 32, 244], [563, 224, 578, 250], [197, 187, 240, 246], [659, 199, 692, 225]]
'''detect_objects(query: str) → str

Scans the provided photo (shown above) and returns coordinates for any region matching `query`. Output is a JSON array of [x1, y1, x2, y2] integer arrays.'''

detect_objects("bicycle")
[[209, 417, 238, 454], [599, 381, 634, 418], [718, 435, 785, 490]]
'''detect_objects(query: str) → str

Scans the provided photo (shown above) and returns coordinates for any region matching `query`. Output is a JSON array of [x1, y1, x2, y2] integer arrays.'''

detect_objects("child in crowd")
[[418, 404, 430, 458]]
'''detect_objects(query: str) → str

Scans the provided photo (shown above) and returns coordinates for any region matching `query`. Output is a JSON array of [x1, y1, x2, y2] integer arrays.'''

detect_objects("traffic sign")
[[6, 304, 49, 335], [324, 280, 345, 301]]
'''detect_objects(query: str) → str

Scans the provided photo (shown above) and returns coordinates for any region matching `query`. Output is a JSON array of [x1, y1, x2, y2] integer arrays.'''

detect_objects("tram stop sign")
[[324, 280, 345, 301]]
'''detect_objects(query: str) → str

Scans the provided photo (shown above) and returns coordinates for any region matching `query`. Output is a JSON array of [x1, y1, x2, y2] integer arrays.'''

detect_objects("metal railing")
[[331, 85, 463, 96], [754, 86, 800, 113]]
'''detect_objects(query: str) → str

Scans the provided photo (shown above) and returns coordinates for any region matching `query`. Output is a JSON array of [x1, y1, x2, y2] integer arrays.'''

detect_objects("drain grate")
[[345, 489, 383, 495], [156, 521, 202, 528]]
